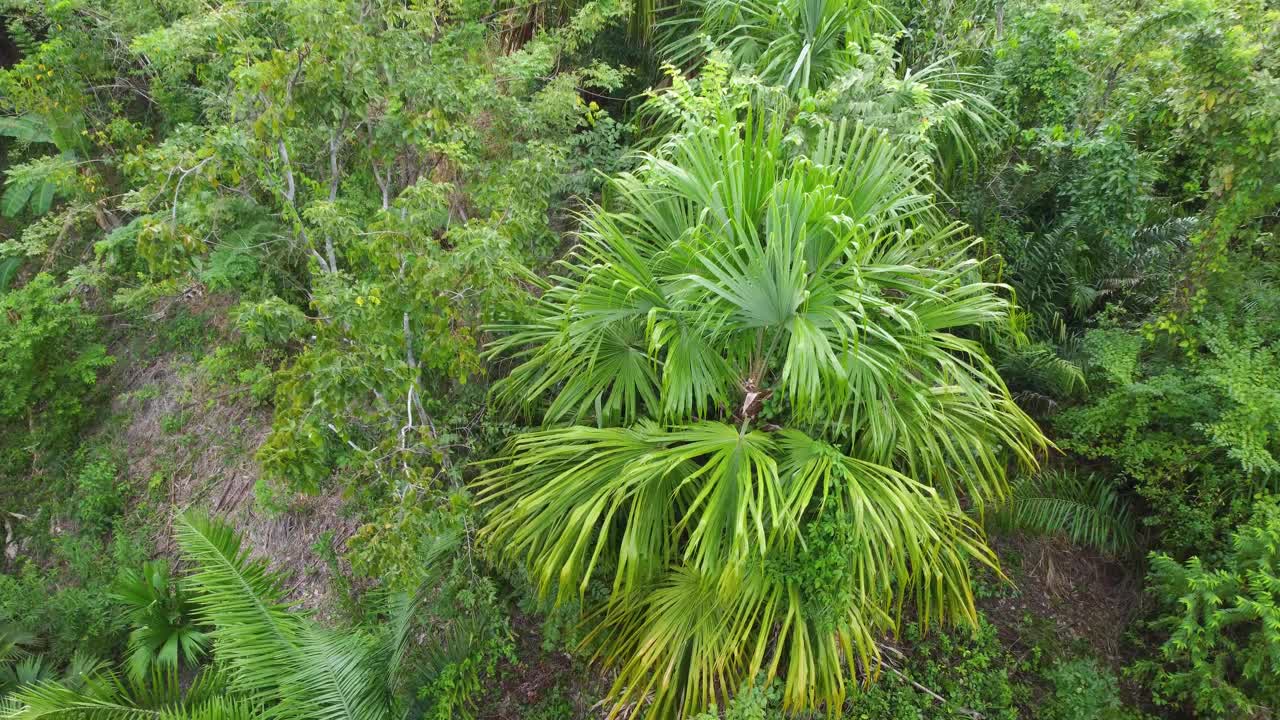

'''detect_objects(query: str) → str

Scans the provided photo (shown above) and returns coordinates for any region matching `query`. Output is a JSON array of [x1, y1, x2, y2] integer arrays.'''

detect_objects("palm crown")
[[479, 116, 1045, 717], [661, 0, 897, 95]]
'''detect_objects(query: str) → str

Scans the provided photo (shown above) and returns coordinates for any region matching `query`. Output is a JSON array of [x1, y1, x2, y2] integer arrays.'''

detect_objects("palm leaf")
[[174, 513, 390, 720], [0, 665, 258, 720], [660, 0, 898, 94], [479, 113, 1046, 718], [990, 470, 1136, 555]]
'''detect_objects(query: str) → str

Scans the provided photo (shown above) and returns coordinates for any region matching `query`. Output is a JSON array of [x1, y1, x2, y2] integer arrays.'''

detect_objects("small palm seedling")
[[112, 559, 210, 682]]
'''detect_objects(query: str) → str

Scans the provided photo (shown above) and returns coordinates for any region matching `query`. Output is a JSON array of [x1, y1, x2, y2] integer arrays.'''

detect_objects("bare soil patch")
[[100, 289, 357, 618]]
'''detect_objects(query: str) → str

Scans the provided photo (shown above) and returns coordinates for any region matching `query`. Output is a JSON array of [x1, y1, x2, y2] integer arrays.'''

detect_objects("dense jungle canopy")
[[0, 0, 1277, 718]]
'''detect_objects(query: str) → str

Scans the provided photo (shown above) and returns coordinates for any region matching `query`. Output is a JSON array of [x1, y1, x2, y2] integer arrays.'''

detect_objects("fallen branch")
[[879, 645, 985, 720]]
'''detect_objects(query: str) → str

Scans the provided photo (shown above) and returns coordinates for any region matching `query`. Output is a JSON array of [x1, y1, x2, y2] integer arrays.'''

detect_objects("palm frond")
[[0, 625, 37, 665], [480, 112, 1046, 718], [660, 0, 898, 94], [479, 427, 996, 717], [990, 470, 1136, 555], [0, 673, 261, 720], [174, 512, 390, 720], [997, 341, 1087, 403]]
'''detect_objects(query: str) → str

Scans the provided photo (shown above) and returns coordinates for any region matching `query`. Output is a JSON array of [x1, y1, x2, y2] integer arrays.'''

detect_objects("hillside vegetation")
[[0, 0, 1277, 718]]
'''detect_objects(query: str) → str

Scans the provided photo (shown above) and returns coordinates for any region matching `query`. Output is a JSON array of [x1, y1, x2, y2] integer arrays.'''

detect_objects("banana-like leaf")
[[0, 116, 54, 145]]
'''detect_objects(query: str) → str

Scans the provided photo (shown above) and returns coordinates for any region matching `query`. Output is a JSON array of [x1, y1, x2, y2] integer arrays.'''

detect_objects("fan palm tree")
[[661, 0, 898, 95], [477, 115, 1046, 717], [0, 513, 460, 720], [646, 3, 1003, 184]]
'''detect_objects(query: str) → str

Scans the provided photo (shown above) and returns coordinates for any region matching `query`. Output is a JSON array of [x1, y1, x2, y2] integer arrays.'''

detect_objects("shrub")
[[1056, 259, 1280, 555], [1136, 495, 1280, 718], [848, 618, 1020, 720], [72, 459, 120, 533], [691, 678, 784, 720], [1040, 658, 1133, 720], [0, 274, 112, 480]]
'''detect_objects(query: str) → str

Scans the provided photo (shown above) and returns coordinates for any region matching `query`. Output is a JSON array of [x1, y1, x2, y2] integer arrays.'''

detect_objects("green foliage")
[[1136, 496, 1280, 718], [0, 558, 131, 666], [964, 0, 1279, 340], [480, 110, 1045, 716], [1056, 257, 1280, 553], [1040, 658, 1136, 720], [691, 678, 784, 720], [111, 560, 209, 682], [73, 460, 121, 534], [232, 298, 308, 351], [345, 489, 515, 719], [990, 469, 1136, 555], [0, 259, 20, 295], [644, 31, 1002, 186], [662, 0, 897, 95], [1, 511, 509, 719], [0, 274, 112, 481], [0, 626, 36, 666], [2, 0, 1277, 714], [849, 619, 1020, 720], [3, 0, 631, 512], [0, 114, 86, 220], [173, 511, 394, 718], [995, 339, 1087, 416], [521, 687, 579, 720]]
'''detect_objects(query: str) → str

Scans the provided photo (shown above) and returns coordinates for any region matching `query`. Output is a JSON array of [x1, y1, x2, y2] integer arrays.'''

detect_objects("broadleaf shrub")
[[0, 274, 112, 483]]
